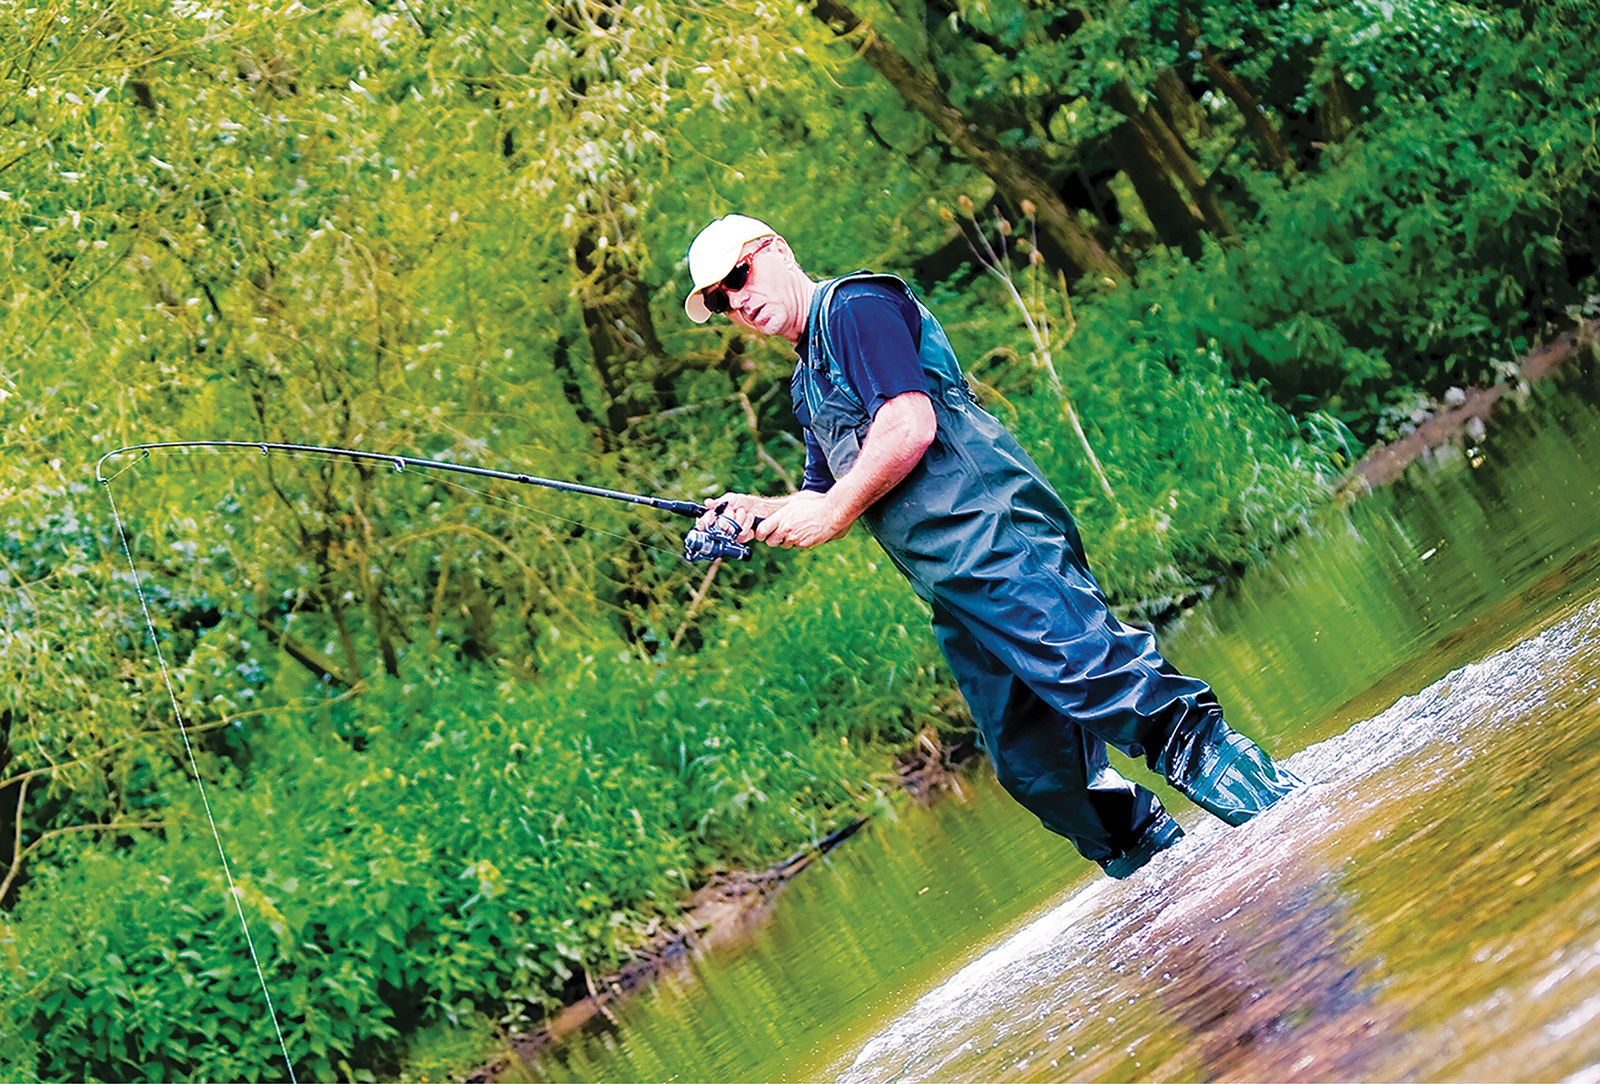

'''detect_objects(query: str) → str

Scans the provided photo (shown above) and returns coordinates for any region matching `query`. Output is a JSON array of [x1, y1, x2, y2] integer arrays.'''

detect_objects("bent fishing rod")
[[96, 440, 753, 562]]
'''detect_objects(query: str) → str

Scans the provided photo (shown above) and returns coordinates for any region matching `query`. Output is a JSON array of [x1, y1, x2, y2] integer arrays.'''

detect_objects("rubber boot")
[[1099, 809, 1185, 880], [1160, 715, 1303, 827]]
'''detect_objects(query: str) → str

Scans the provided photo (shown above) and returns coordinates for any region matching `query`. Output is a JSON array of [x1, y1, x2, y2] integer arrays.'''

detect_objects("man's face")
[[715, 237, 809, 344]]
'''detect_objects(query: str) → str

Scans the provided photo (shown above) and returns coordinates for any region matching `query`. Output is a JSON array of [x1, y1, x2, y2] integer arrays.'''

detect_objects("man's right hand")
[[753, 491, 848, 549]]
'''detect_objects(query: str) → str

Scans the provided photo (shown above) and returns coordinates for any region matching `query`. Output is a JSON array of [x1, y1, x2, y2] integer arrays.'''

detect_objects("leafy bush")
[[1010, 320, 1341, 608]]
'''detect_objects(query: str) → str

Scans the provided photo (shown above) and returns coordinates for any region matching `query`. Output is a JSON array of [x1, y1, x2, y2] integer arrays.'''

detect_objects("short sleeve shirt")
[[794, 279, 930, 491]]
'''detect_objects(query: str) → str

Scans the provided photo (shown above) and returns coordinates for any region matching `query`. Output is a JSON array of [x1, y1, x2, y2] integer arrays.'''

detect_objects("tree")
[[809, 0, 1128, 285]]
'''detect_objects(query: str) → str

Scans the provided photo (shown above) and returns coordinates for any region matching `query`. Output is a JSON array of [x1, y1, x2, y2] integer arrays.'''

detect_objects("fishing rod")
[[96, 440, 753, 562]]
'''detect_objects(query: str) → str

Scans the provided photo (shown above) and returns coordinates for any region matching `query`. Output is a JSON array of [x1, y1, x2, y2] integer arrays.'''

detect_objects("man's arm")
[[709, 391, 936, 549]]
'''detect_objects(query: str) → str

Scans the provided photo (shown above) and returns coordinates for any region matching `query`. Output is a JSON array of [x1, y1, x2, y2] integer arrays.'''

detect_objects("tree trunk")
[[1179, 18, 1293, 175], [1318, 63, 1357, 145], [1105, 122, 1203, 257], [1106, 81, 1234, 243], [1153, 68, 1210, 143], [810, 0, 1127, 287], [1101, 85, 1205, 257], [572, 220, 676, 439]]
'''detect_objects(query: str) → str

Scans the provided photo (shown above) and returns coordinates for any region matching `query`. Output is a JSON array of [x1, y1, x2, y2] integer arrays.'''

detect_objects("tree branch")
[[809, 0, 1126, 287], [2, 798, 167, 907], [253, 614, 351, 688], [1179, 18, 1292, 175]]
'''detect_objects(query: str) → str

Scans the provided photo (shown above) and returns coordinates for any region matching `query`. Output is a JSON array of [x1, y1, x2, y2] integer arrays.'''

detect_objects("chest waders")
[[795, 274, 1301, 878]]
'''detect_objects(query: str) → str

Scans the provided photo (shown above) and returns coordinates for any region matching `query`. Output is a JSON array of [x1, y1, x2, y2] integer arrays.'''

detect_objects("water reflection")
[[1164, 378, 1600, 750], [518, 777, 1088, 1084], [1136, 860, 1391, 1082]]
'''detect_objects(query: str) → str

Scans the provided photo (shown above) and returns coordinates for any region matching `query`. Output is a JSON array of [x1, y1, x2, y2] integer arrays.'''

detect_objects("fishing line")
[[100, 481, 299, 1083]]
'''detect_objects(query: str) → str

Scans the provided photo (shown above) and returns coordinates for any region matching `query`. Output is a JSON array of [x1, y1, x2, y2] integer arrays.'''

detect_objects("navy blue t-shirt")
[[794, 280, 931, 492]]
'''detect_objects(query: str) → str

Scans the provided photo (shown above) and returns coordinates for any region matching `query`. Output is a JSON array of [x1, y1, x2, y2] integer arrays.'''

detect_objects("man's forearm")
[[754, 391, 936, 548], [817, 391, 936, 525]]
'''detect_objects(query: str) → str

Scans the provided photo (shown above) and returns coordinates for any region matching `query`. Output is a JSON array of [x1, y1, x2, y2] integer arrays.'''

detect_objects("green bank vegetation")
[[1, 0, 1596, 1078]]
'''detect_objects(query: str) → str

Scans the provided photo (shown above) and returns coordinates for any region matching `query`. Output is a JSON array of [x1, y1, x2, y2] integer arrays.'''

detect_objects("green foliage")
[[0, 3, 966, 1076], [1112, 28, 1600, 442], [394, 1014, 501, 1084], [1037, 335, 1338, 608]]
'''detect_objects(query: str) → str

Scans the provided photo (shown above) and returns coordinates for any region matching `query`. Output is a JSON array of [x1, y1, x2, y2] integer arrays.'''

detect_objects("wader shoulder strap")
[[803, 271, 965, 416], [803, 273, 891, 415]]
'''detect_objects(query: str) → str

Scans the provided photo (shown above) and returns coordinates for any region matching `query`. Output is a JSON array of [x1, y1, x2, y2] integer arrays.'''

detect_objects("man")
[[684, 213, 1301, 879]]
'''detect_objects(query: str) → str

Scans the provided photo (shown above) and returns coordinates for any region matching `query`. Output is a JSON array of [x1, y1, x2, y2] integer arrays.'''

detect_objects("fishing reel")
[[683, 511, 753, 563]]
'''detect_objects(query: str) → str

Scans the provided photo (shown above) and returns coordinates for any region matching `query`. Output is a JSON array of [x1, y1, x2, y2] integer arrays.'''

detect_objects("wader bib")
[[794, 274, 1297, 873]]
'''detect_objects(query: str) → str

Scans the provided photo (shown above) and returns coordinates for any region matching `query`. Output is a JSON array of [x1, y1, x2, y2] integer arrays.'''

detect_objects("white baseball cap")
[[683, 213, 777, 323]]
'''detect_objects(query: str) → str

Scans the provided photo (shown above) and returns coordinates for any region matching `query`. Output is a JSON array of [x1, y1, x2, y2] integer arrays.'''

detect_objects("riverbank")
[[465, 316, 1598, 1083], [464, 729, 978, 1081], [1350, 316, 1598, 487]]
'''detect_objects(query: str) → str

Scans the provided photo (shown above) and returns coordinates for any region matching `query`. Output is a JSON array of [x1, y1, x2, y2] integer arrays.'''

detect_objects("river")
[[507, 366, 1600, 1083]]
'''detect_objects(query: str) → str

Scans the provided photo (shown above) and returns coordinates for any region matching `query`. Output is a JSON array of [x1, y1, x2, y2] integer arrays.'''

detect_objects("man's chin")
[[738, 306, 791, 339]]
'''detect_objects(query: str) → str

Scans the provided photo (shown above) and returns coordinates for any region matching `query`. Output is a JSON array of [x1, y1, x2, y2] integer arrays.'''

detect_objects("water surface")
[[839, 597, 1600, 1083]]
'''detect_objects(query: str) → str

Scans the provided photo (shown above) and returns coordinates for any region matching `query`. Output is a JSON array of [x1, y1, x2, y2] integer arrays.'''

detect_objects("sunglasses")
[[703, 236, 776, 315]]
